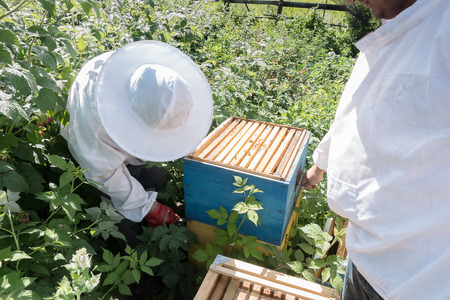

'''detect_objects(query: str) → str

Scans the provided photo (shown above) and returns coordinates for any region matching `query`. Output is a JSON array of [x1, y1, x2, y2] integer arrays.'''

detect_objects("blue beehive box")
[[184, 117, 310, 246]]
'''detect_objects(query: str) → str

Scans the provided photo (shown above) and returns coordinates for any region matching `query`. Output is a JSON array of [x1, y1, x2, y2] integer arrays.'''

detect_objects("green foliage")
[[193, 176, 264, 268], [97, 245, 163, 299], [136, 224, 199, 300], [0, 0, 356, 297]]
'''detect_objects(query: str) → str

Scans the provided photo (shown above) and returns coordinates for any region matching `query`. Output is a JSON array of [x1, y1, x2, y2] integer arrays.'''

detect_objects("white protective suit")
[[313, 0, 450, 298], [61, 52, 157, 222]]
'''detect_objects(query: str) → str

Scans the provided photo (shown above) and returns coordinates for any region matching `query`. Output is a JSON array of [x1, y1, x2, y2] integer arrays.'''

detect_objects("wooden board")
[[188, 117, 309, 181], [195, 255, 340, 300]]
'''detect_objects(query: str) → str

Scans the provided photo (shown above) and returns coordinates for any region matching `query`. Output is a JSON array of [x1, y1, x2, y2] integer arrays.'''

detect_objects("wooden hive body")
[[184, 117, 310, 245], [194, 255, 340, 300]]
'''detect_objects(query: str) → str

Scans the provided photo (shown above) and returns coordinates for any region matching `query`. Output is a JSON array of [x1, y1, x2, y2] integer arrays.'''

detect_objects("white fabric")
[[313, 0, 450, 298], [61, 52, 157, 222]]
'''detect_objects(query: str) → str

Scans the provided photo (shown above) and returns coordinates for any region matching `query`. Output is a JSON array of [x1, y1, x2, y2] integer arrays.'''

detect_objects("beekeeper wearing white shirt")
[[61, 41, 213, 243], [301, 0, 450, 299]]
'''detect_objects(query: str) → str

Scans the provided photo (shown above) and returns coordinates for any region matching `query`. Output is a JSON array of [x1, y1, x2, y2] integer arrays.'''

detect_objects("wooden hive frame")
[[195, 255, 340, 300], [190, 117, 309, 181]]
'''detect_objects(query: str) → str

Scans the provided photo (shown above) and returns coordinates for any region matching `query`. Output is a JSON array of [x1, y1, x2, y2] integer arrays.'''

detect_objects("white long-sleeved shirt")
[[313, 0, 450, 298], [61, 52, 157, 222]]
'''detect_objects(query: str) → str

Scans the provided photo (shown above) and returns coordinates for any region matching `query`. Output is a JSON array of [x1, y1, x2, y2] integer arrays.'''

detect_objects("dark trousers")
[[342, 259, 384, 300], [117, 165, 167, 249]]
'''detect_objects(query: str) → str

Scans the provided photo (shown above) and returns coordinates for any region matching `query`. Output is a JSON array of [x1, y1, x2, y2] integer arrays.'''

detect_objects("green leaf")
[[302, 269, 316, 282], [139, 251, 148, 266], [159, 234, 170, 250], [102, 249, 114, 265], [330, 269, 344, 292], [145, 256, 163, 267], [0, 29, 19, 45], [321, 266, 331, 283], [215, 236, 229, 246], [46, 155, 67, 170], [80, 0, 92, 15], [206, 209, 221, 220], [140, 265, 154, 276], [162, 271, 178, 289], [35, 88, 57, 112], [247, 210, 259, 226], [118, 283, 132, 296], [116, 261, 129, 275], [294, 249, 305, 262], [217, 218, 227, 226], [5, 67, 38, 96], [30, 264, 50, 275], [10, 251, 32, 261], [0, 49, 11, 64], [97, 264, 114, 272], [298, 243, 315, 255], [287, 261, 303, 274], [0, 96, 29, 121], [77, 36, 87, 51], [3, 171, 28, 192], [227, 223, 236, 236], [228, 211, 239, 224], [37, 52, 57, 70], [37, 0, 56, 16], [219, 206, 228, 219], [30, 67, 60, 92], [300, 224, 323, 241], [112, 253, 121, 268], [131, 269, 141, 284], [192, 249, 208, 263], [43, 35, 57, 52], [310, 258, 327, 270], [59, 172, 73, 188], [250, 248, 263, 261], [103, 272, 120, 285]]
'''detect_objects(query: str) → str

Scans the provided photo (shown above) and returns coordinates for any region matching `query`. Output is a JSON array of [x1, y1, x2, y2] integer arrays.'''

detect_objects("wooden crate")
[[184, 117, 310, 246], [195, 255, 340, 300]]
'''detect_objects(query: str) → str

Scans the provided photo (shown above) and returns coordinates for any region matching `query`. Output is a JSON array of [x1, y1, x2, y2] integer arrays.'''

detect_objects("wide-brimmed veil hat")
[[95, 40, 213, 162]]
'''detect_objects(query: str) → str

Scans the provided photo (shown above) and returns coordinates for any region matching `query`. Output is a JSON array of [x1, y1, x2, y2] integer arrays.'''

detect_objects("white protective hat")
[[95, 40, 213, 162]]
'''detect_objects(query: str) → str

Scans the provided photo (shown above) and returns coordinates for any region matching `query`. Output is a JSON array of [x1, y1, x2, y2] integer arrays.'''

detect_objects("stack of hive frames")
[[191, 117, 309, 181], [194, 255, 340, 300]]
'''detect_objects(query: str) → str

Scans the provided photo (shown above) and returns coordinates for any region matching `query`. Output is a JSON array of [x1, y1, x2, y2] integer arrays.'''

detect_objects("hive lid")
[[187, 117, 309, 181]]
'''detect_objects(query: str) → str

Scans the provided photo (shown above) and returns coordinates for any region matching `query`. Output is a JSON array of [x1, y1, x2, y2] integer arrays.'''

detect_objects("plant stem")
[[27, 10, 47, 69], [0, 0, 30, 21], [43, 206, 61, 225], [7, 210, 20, 251]]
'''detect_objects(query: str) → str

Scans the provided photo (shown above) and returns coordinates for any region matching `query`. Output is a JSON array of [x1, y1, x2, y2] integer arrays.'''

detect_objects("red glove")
[[144, 203, 180, 227]]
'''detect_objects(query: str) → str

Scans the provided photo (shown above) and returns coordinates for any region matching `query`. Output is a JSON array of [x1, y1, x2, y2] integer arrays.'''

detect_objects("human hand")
[[301, 164, 325, 190], [144, 202, 180, 227]]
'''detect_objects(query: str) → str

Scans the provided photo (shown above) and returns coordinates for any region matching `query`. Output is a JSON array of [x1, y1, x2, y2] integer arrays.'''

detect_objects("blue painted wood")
[[183, 132, 310, 246]]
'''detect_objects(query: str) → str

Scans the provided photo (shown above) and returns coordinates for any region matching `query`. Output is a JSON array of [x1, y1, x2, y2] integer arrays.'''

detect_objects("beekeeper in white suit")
[[301, 0, 450, 299], [62, 41, 213, 246]]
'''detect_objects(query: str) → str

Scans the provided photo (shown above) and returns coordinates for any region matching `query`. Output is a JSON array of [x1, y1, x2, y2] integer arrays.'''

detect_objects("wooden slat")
[[206, 120, 248, 161], [194, 269, 221, 300], [239, 124, 273, 169], [230, 123, 267, 167], [264, 128, 295, 174], [211, 274, 230, 300], [248, 126, 280, 171], [281, 129, 308, 179], [210, 264, 335, 300], [196, 119, 241, 159], [222, 121, 260, 165], [216, 258, 339, 299], [235, 281, 251, 299], [256, 127, 288, 173], [273, 130, 303, 177], [223, 278, 240, 300], [249, 283, 264, 300], [192, 117, 235, 157]]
